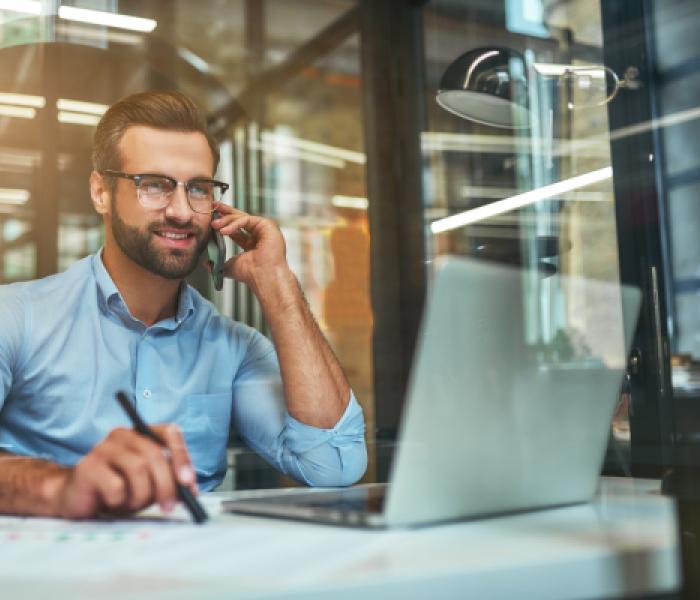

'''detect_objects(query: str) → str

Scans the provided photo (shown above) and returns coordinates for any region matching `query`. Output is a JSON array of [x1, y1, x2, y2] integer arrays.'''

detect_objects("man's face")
[[109, 126, 214, 280]]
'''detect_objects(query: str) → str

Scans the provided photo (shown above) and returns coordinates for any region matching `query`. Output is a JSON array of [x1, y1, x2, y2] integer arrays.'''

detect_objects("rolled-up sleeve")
[[279, 393, 367, 486], [231, 327, 367, 487]]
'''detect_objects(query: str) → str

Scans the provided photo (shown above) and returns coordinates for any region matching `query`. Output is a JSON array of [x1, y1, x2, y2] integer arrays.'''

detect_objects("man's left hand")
[[210, 203, 290, 292]]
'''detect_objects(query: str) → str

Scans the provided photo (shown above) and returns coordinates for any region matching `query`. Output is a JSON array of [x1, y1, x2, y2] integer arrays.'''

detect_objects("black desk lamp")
[[436, 46, 640, 127], [434, 46, 636, 270], [435, 47, 558, 273], [436, 47, 530, 129]]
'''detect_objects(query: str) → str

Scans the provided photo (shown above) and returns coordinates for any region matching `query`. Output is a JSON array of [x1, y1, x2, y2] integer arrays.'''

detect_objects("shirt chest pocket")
[[182, 392, 232, 479]]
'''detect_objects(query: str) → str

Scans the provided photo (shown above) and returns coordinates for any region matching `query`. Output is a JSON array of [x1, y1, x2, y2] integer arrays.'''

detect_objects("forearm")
[[0, 451, 67, 516], [252, 266, 350, 428]]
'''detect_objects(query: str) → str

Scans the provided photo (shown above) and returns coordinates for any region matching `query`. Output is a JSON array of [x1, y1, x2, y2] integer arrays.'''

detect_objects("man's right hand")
[[47, 425, 197, 519]]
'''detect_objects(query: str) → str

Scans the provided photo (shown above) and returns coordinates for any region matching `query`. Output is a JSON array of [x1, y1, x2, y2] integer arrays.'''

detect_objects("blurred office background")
[[0, 0, 699, 496]]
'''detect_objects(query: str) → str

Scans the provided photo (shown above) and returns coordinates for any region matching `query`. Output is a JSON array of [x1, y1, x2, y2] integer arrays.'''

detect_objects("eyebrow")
[[130, 172, 218, 181]]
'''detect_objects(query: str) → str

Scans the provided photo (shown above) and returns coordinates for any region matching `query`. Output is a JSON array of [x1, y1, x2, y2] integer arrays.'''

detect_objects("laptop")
[[223, 256, 641, 528]]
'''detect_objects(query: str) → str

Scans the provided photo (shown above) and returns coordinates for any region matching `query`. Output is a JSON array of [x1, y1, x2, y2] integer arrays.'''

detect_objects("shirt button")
[[143, 389, 152, 399]]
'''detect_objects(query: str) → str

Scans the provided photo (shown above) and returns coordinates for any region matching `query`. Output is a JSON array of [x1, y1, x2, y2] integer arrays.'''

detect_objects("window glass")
[[0, 0, 372, 487], [424, 0, 630, 456]]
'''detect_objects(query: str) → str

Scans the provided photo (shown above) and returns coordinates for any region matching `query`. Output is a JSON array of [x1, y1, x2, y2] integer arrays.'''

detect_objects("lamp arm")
[[553, 64, 641, 108]]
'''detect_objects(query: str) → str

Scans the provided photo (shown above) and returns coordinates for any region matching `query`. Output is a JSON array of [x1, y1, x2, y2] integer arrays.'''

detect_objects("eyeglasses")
[[101, 170, 229, 214]]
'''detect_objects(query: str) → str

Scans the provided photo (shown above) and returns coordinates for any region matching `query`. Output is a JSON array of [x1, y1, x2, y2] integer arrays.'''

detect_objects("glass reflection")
[[424, 0, 628, 465], [0, 1, 372, 487]]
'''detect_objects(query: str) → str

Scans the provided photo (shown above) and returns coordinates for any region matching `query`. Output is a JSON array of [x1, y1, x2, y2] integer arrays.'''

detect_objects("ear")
[[89, 170, 111, 215]]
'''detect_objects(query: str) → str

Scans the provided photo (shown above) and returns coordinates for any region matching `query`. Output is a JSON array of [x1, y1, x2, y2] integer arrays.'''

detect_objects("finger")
[[218, 214, 258, 235], [107, 427, 194, 510], [220, 217, 261, 243], [230, 228, 256, 251], [212, 202, 245, 217], [211, 205, 251, 228], [210, 211, 238, 229], [221, 254, 242, 279], [71, 454, 127, 514], [102, 442, 157, 511], [214, 219, 256, 251], [214, 215, 252, 236], [152, 424, 198, 494], [123, 434, 180, 512], [211, 216, 256, 249], [99, 428, 177, 511]]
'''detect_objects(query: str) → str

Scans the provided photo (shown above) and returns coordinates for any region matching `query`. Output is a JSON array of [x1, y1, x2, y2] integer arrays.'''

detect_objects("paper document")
[[0, 492, 387, 598]]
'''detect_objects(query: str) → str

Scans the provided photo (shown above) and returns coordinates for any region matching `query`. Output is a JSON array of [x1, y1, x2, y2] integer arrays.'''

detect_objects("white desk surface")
[[0, 477, 680, 600]]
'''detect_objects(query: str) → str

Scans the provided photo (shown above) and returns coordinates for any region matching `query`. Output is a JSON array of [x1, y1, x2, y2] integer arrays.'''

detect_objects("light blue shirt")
[[0, 253, 367, 491]]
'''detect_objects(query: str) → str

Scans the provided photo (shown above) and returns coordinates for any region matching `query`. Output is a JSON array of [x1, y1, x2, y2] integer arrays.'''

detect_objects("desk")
[[0, 478, 680, 600]]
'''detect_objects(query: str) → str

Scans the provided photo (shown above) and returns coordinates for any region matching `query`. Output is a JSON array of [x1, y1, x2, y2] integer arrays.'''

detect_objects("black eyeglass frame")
[[101, 169, 229, 214]]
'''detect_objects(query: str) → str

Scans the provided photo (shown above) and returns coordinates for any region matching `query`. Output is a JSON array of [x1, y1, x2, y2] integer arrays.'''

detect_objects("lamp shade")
[[436, 47, 529, 128]]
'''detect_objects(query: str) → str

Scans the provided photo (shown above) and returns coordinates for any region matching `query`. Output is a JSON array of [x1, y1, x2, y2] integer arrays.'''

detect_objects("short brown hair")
[[92, 90, 220, 174]]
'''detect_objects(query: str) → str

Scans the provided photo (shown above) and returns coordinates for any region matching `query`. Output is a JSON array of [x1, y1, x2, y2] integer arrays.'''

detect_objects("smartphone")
[[207, 211, 226, 291]]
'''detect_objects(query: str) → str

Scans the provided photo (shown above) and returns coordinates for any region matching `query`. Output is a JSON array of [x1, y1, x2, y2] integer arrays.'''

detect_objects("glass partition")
[[0, 0, 373, 488], [0, 0, 696, 530], [3, 0, 700, 593], [422, 0, 631, 468]]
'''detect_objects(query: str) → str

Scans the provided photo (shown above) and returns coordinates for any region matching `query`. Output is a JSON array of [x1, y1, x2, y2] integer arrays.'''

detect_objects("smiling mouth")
[[154, 231, 194, 240]]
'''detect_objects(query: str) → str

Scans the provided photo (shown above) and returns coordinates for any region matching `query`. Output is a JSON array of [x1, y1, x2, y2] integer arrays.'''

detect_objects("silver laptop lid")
[[384, 257, 640, 527]]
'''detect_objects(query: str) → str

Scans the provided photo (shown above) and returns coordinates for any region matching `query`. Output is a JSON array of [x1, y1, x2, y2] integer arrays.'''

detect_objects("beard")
[[111, 199, 209, 280]]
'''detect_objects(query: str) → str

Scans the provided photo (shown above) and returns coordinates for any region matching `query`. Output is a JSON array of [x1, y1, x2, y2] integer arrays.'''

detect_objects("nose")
[[164, 181, 193, 224]]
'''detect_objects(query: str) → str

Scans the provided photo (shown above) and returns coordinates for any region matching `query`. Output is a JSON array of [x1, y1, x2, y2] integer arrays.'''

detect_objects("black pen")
[[115, 391, 208, 524]]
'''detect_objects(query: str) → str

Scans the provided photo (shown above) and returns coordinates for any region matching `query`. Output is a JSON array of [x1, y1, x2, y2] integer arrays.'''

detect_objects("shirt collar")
[[92, 249, 120, 310], [91, 249, 195, 329], [175, 281, 195, 325]]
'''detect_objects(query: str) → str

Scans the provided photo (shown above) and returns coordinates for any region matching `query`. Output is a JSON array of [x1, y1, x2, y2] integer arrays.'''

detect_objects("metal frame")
[[359, 0, 428, 438], [602, 0, 676, 476], [208, 7, 359, 136], [35, 43, 60, 279]]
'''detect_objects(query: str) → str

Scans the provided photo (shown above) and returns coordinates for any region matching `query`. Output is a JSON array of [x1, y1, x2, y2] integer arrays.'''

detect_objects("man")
[[0, 91, 367, 518]]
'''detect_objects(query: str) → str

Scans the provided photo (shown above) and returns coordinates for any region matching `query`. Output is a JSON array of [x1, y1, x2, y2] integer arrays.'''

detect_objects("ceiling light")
[[0, 105, 36, 119], [332, 195, 368, 210], [0, 93, 44, 108], [0, 148, 39, 170], [56, 99, 108, 115], [250, 139, 346, 169], [58, 6, 157, 32], [261, 132, 365, 164], [0, 188, 30, 204], [178, 47, 211, 74], [0, 0, 42, 15], [55, 22, 143, 46], [460, 185, 606, 202], [421, 131, 606, 158], [431, 167, 613, 234], [57, 111, 100, 126]]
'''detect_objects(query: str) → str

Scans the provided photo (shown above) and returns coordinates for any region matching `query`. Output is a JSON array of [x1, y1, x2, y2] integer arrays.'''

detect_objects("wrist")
[[40, 466, 71, 517], [251, 265, 302, 314]]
